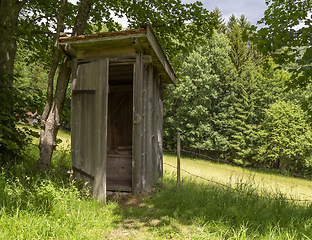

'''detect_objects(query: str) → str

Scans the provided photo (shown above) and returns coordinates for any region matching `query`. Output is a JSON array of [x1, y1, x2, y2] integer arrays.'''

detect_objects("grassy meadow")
[[164, 154, 312, 202], [1, 129, 312, 239]]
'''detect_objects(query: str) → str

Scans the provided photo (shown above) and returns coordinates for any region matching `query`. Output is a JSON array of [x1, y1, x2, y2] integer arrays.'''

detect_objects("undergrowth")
[[0, 145, 312, 239]]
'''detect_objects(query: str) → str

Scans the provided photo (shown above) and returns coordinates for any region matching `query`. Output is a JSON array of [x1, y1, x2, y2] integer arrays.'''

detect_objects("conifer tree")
[[213, 7, 226, 33], [226, 14, 251, 75], [228, 60, 287, 165]]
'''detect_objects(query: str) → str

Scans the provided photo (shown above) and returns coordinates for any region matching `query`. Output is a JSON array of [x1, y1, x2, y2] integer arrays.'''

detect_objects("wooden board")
[[132, 53, 144, 193], [146, 64, 154, 185], [71, 58, 109, 202], [106, 181, 132, 192], [106, 155, 132, 182], [157, 76, 164, 178]]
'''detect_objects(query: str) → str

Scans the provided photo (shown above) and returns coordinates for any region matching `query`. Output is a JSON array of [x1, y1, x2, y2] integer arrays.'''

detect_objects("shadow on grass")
[[110, 173, 312, 238]]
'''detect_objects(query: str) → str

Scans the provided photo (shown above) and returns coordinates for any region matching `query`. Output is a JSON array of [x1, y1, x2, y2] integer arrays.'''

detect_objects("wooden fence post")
[[177, 132, 180, 189]]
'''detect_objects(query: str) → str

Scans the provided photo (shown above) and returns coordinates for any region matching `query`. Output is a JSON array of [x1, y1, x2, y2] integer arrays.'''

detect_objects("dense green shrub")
[[256, 100, 312, 173], [0, 84, 42, 165]]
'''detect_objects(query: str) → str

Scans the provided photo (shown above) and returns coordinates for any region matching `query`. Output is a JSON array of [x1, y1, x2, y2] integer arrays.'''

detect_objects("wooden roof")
[[58, 24, 176, 85]]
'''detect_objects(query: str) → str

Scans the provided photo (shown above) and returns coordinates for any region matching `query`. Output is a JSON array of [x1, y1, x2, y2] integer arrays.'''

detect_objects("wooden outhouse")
[[59, 24, 176, 201]]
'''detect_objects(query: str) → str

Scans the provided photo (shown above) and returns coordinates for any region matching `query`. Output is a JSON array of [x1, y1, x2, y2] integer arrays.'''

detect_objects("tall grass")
[[1, 142, 312, 239], [0, 144, 120, 239], [141, 172, 312, 239]]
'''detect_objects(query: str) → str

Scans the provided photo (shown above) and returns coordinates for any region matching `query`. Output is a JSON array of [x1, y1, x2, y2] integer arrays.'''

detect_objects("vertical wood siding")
[[71, 58, 109, 202], [132, 58, 163, 193], [132, 53, 144, 193]]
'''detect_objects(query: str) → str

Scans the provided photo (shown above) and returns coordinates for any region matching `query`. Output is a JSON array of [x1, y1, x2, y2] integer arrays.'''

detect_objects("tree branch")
[[72, 0, 93, 36], [41, 0, 68, 125]]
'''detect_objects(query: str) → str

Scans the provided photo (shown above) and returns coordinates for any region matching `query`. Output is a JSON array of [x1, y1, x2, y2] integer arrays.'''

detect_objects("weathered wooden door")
[[71, 58, 109, 202]]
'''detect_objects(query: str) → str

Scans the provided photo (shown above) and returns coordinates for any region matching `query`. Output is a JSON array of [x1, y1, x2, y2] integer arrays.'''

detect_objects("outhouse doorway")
[[107, 63, 134, 192]]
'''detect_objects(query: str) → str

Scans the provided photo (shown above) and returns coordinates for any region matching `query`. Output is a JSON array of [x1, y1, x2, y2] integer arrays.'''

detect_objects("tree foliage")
[[256, 100, 312, 173], [164, 31, 236, 152], [251, 0, 312, 90]]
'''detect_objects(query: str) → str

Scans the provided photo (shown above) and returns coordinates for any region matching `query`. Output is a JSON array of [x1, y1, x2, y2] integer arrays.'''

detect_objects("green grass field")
[[164, 154, 312, 202], [1, 130, 312, 239]]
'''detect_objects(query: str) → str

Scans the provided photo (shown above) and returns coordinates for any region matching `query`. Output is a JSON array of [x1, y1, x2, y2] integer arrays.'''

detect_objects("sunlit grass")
[[18, 124, 71, 150], [164, 153, 312, 202], [2, 132, 312, 239]]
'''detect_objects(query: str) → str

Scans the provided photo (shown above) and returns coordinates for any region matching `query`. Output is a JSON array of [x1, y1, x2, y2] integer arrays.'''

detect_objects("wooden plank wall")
[[71, 58, 108, 202], [72, 61, 96, 184], [132, 55, 163, 193], [156, 74, 164, 179]]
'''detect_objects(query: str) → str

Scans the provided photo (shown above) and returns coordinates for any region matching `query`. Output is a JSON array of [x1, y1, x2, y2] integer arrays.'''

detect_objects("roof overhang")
[[58, 24, 176, 86]]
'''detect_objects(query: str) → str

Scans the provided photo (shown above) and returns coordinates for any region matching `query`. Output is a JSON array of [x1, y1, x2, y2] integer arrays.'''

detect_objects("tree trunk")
[[38, 0, 93, 173], [38, 57, 71, 172], [0, 0, 27, 86], [279, 157, 290, 174]]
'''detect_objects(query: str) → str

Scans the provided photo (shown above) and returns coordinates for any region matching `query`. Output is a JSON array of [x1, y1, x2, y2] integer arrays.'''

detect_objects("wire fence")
[[32, 139, 312, 202], [163, 161, 312, 203], [164, 148, 312, 180]]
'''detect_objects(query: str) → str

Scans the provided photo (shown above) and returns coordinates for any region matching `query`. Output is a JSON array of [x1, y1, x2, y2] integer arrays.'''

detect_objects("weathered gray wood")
[[71, 58, 78, 174], [71, 58, 77, 91], [60, 33, 146, 48], [59, 26, 177, 85], [156, 75, 163, 179], [133, 53, 144, 193], [72, 89, 95, 94], [72, 63, 83, 173], [106, 155, 132, 182], [71, 59, 108, 203], [109, 61, 136, 66], [152, 66, 157, 182], [151, 68, 157, 182], [110, 92, 127, 119], [65, 43, 77, 57], [73, 62, 96, 180], [142, 60, 147, 190], [94, 58, 109, 203], [118, 146, 132, 151], [143, 55, 152, 64], [68, 25, 175, 196], [145, 25, 176, 86], [106, 181, 132, 192], [158, 81, 164, 178], [146, 63, 154, 186], [78, 46, 135, 61], [107, 91, 133, 150], [131, 37, 144, 53]]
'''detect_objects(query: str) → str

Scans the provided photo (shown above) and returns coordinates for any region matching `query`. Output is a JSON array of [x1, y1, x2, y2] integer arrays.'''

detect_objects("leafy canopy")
[[250, 0, 312, 89]]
